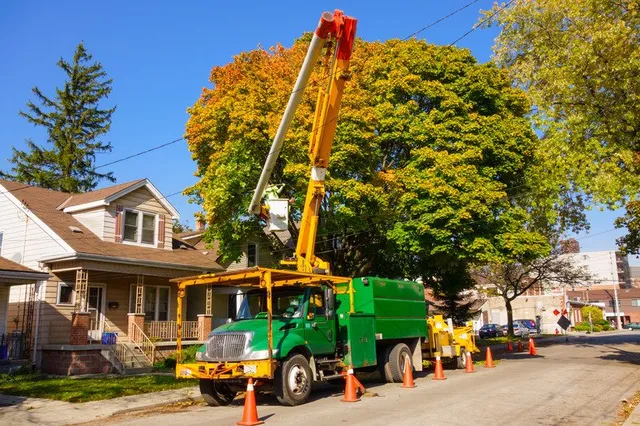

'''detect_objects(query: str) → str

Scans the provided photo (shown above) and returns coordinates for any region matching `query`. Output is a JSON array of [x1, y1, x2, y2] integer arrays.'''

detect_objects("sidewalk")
[[0, 386, 199, 425]]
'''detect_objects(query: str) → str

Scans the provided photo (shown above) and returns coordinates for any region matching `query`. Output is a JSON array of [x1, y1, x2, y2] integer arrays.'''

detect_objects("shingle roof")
[[57, 179, 145, 210], [0, 256, 40, 273], [0, 179, 222, 272]]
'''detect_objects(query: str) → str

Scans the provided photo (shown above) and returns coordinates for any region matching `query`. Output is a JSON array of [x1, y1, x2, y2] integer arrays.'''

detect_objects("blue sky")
[[0, 1, 635, 264]]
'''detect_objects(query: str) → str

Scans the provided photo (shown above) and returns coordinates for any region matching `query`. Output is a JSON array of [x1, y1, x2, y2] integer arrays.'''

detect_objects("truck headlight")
[[196, 351, 206, 361], [246, 349, 278, 360]]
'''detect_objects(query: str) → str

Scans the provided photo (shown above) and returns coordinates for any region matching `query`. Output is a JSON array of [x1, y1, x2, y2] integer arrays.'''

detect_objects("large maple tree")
[[185, 36, 550, 290]]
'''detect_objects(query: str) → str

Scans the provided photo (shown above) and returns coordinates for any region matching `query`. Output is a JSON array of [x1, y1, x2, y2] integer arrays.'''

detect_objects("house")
[[0, 256, 49, 362], [0, 178, 236, 374]]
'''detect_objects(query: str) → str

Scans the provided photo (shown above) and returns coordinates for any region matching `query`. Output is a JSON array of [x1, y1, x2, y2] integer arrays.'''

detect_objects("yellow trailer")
[[423, 315, 479, 368]]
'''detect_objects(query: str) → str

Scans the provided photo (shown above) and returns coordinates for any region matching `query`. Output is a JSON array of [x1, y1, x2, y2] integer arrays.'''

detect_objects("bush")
[[574, 322, 603, 332], [152, 344, 201, 371], [573, 324, 590, 331]]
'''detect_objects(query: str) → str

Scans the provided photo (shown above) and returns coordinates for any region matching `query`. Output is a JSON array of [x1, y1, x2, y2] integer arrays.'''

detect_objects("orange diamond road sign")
[[553, 309, 560, 316]]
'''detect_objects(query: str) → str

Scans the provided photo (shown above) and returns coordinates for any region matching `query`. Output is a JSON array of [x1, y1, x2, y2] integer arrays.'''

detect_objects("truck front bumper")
[[176, 360, 275, 380]]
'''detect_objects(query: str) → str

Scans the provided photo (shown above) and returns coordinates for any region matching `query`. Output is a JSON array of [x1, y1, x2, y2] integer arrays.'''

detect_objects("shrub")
[[152, 344, 202, 370], [581, 306, 603, 322], [573, 324, 590, 331]]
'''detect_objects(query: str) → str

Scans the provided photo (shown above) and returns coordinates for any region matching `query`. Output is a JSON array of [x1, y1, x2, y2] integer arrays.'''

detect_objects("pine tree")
[[1, 42, 116, 193]]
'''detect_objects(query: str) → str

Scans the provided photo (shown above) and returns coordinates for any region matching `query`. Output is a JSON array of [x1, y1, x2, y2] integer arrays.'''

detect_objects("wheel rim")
[[400, 352, 411, 373], [287, 364, 308, 395]]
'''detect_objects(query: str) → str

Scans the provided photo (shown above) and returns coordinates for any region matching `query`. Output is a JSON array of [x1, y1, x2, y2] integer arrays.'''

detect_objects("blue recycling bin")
[[101, 332, 117, 345]]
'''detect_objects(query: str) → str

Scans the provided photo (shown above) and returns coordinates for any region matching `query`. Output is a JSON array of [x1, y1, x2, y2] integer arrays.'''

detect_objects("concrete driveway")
[[109, 331, 640, 426]]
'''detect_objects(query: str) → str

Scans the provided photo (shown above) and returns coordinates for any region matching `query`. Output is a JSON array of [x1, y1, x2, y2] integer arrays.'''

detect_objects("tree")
[[172, 219, 193, 234], [475, 251, 592, 337], [185, 36, 551, 290], [1, 42, 116, 193], [581, 305, 603, 323], [485, 0, 640, 248]]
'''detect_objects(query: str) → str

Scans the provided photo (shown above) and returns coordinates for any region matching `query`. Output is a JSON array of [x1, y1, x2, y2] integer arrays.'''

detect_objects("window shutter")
[[157, 214, 166, 249], [114, 205, 124, 242]]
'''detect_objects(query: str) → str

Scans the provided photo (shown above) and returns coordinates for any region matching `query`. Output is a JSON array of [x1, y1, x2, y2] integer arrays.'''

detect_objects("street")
[[109, 332, 640, 426]]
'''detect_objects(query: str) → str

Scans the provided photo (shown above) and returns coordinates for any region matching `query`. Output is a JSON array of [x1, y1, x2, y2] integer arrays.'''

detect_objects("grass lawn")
[[0, 373, 197, 403]]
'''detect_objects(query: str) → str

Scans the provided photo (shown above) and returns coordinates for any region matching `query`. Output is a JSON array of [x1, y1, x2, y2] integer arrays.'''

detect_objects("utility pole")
[[610, 252, 622, 330]]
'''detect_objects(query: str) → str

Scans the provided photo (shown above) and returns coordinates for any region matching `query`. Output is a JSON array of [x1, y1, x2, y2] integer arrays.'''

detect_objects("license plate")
[[244, 365, 257, 374]]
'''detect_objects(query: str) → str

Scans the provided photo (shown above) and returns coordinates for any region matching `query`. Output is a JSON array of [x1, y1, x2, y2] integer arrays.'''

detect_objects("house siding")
[[71, 208, 105, 239], [104, 187, 172, 249], [226, 242, 277, 270]]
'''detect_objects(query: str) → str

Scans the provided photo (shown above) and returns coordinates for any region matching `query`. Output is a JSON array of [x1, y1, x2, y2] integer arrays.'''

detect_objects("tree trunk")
[[505, 297, 514, 338]]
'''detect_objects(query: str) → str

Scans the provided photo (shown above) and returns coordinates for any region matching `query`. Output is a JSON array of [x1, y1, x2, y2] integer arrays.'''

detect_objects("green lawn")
[[0, 373, 197, 403]]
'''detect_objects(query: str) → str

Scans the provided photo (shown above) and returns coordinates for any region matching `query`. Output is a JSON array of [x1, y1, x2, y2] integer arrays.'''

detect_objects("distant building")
[[560, 238, 581, 254], [630, 265, 640, 288], [559, 250, 631, 290]]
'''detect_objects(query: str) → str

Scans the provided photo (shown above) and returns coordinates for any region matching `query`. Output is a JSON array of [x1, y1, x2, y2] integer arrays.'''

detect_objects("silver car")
[[501, 322, 531, 337]]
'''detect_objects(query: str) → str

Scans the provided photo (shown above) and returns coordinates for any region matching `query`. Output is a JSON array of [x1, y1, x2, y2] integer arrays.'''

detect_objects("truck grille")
[[206, 333, 248, 360]]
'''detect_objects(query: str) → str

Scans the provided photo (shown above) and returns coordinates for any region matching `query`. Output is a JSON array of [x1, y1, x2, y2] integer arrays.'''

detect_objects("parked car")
[[515, 319, 538, 334], [501, 322, 531, 337], [479, 323, 502, 338], [623, 322, 640, 330]]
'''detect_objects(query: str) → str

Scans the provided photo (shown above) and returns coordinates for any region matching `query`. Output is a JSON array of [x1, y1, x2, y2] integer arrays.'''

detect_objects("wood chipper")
[[423, 315, 479, 368]]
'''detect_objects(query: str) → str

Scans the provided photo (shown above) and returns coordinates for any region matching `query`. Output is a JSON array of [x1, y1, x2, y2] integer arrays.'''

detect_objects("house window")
[[247, 244, 258, 267], [129, 285, 170, 321], [123, 210, 156, 245], [631, 299, 640, 307], [57, 283, 74, 306], [0, 231, 3, 255], [609, 300, 621, 308]]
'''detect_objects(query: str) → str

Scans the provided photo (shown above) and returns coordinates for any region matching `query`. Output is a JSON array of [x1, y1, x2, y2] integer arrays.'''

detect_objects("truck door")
[[304, 288, 335, 355]]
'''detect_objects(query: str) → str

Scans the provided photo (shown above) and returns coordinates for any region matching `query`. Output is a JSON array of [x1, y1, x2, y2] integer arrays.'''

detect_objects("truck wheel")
[[199, 379, 236, 406], [383, 343, 412, 383], [274, 354, 312, 406]]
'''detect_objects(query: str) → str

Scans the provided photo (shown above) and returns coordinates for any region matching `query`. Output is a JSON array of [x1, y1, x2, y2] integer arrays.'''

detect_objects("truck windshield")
[[237, 289, 305, 319]]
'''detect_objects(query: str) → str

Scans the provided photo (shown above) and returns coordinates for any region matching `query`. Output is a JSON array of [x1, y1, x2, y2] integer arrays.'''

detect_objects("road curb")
[[108, 396, 198, 417]]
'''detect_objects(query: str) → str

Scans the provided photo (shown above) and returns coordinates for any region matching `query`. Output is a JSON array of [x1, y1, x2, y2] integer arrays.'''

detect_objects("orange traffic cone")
[[485, 347, 495, 368], [517, 340, 523, 352], [506, 341, 513, 352], [529, 337, 537, 356], [433, 355, 446, 380], [341, 368, 360, 403], [465, 351, 476, 373], [401, 356, 416, 388], [237, 378, 263, 426]]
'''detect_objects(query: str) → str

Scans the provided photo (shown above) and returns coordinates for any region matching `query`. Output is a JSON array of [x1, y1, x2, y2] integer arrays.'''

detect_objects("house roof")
[[57, 178, 180, 218], [0, 256, 40, 273], [0, 179, 222, 272], [0, 256, 50, 282], [57, 179, 144, 210]]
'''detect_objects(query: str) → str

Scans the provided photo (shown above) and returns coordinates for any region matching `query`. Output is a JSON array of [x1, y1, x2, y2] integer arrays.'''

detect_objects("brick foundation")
[[128, 313, 145, 340], [41, 345, 115, 375]]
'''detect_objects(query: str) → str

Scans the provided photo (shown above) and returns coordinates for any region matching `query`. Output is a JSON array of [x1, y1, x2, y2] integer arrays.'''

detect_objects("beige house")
[[0, 178, 274, 374]]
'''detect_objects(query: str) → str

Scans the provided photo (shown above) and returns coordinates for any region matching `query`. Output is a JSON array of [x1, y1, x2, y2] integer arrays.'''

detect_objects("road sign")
[[553, 309, 560, 316], [557, 315, 571, 330]]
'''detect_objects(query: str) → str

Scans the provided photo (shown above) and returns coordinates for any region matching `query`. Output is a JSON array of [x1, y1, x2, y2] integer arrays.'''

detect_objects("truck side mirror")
[[324, 287, 335, 318]]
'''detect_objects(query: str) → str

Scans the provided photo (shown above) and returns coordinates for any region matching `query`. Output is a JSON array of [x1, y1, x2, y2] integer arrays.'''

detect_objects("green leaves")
[[1, 42, 116, 193]]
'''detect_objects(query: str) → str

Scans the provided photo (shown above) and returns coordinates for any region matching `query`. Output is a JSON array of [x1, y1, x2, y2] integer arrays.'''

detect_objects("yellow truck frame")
[[171, 267, 352, 380]]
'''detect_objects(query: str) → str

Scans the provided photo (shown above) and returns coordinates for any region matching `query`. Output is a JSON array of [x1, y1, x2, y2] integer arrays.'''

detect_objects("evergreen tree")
[[1, 42, 116, 193]]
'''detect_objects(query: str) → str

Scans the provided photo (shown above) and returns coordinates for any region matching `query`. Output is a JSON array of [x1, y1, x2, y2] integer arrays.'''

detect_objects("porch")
[[39, 260, 231, 373]]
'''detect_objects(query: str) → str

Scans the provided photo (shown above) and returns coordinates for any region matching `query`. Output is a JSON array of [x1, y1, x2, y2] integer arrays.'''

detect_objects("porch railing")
[[129, 321, 159, 364], [145, 320, 200, 341]]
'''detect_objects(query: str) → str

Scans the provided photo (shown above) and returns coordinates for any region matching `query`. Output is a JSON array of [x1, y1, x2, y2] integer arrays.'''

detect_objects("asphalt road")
[[111, 332, 640, 426]]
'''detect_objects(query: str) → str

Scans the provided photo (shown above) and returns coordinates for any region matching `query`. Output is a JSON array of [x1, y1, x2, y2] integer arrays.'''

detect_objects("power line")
[[95, 137, 184, 169], [448, 0, 516, 47], [403, 0, 483, 40]]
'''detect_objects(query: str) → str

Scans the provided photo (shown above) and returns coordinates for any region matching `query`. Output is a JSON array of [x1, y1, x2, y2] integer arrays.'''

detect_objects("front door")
[[304, 288, 335, 355], [87, 285, 105, 341]]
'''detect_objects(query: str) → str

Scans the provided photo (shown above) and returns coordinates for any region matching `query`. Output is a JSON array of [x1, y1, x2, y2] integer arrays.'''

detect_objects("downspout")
[[32, 280, 44, 368]]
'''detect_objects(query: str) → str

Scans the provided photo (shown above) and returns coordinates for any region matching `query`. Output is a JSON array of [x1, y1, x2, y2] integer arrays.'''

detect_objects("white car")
[[501, 322, 531, 337]]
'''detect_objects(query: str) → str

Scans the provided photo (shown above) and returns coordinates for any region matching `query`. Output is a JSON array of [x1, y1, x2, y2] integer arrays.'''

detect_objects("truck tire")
[[199, 379, 236, 406], [456, 348, 467, 369], [383, 343, 412, 383], [274, 353, 312, 406]]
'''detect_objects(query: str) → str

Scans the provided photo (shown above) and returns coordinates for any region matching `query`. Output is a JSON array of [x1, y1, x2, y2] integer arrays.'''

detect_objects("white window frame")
[[632, 299, 640, 307], [0, 230, 4, 256], [122, 209, 157, 246], [56, 282, 75, 306], [247, 243, 259, 267], [129, 284, 171, 321]]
